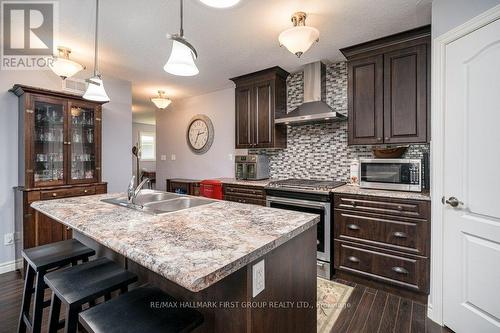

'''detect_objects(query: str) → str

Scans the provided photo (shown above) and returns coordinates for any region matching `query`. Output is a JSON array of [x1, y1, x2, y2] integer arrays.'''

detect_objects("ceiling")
[[56, 0, 431, 124]]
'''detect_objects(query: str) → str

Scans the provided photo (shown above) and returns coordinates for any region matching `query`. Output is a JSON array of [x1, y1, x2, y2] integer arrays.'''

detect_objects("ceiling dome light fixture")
[[278, 12, 320, 58], [151, 90, 172, 109], [164, 0, 199, 76], [198, 0, 240, 8], [49, 47, 85, 79], [83, 0, 110, 102]]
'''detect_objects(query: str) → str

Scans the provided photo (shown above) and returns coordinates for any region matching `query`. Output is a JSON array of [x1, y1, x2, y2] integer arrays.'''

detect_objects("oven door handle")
[[266, 196, 329, 210]]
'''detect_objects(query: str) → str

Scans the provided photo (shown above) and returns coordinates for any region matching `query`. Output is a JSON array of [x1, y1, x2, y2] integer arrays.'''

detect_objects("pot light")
[[83, 0, 110, 102], [49, 47, 85, 79], [199, 0, 240, 8], [151, 90, 172, 109], [164, 0, 199, 76], [279, 12, 319, 58]]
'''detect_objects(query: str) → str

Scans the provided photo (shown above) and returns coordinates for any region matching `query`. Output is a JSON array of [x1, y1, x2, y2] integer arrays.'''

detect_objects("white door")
[[443, 16, 500, 333]]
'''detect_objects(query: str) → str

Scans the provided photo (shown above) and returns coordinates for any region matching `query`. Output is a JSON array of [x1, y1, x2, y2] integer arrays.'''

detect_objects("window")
[[139, 131, 156, 161]]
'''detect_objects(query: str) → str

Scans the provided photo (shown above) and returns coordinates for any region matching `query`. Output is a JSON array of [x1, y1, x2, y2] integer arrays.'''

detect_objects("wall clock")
[[187, 114, 214, 154]]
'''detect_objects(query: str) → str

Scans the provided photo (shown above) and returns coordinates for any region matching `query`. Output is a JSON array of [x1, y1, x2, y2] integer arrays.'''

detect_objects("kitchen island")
[[31, 193, 319, 332]]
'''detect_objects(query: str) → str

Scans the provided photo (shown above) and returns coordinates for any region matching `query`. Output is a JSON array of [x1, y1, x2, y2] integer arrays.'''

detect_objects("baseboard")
[[0, 258, 22, 274]]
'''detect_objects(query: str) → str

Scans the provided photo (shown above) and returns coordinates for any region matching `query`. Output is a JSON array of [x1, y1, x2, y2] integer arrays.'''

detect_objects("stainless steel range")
[[265, 179, 345, 279]]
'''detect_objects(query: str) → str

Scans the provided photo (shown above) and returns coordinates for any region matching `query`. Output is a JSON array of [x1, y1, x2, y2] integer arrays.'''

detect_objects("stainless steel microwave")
[[359, 158, 422, 192]]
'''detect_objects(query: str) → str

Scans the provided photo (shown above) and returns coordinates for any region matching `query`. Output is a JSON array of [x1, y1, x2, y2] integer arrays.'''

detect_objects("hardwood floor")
[[0, 271, 453, 333], [332, 279, 454, 333]]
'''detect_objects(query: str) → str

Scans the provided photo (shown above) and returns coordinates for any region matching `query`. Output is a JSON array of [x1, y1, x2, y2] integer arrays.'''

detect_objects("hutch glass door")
[[69, 103, 97, 183], [33, 98, 65, 187]]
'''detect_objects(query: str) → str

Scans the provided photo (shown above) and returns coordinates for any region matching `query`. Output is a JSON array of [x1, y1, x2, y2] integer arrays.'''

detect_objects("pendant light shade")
[[49, 47, 85, 79], [83, 76, 110, 102], [279, 12, 319, 58], [199, 0, 240, 8], [164, 0, 199, 76], [83, 0, 110, 102], [164, 39, 199, 76], [151, 90, 172, 109]]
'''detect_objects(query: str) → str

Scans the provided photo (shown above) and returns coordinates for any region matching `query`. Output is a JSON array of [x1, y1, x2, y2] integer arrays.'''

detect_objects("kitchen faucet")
[[127, 175, 150, 205]]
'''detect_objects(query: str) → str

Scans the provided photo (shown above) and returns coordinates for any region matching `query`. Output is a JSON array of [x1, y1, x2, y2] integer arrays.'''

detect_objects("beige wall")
[[156, 88, 236, 190]]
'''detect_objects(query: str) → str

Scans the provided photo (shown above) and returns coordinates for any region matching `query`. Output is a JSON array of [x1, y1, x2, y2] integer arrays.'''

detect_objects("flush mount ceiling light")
[[198, 0, 240, 8], [83, 0, 110, 102], [164, 0, 199, 76], [151, 90, 172, 109], [49, 47, 85, 79], [278, 12, 320, 58]]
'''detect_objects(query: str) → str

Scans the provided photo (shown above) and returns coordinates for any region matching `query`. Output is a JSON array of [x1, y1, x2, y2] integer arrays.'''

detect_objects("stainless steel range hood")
[[275, 62, 347, 125]]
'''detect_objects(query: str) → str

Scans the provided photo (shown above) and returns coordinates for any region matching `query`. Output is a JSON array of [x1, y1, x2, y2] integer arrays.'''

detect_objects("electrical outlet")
[[228, 153, 233, 161], [160, 155, 167, 161], [252, 260, 265, 297], [171, 154, 176, 161], [4, 233, 14, 246]]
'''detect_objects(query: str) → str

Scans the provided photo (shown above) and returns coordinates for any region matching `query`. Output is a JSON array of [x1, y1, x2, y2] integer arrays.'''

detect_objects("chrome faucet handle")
[[127, 175, 136, 202], [133, 178, 151, 200]]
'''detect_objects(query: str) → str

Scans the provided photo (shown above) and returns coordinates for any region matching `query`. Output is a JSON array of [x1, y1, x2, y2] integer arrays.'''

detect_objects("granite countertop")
[[331, 184, 431, 201], [218, 178, 273, 188], [31, 194, 318, 292]]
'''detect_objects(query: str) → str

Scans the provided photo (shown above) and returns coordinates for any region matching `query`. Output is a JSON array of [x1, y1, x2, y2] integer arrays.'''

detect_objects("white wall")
[[132, 122, 156, 178], [432, 0, 500, 37], [0, 70, 132, 269], [156, 88, 236, 190]]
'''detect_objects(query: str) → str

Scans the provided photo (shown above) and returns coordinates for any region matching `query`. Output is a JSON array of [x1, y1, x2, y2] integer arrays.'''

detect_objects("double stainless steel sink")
[[102, 190, 216, 215]]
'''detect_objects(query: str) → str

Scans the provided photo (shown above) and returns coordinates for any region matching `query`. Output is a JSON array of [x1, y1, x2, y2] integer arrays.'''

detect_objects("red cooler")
[[200, 180, 223, 199]]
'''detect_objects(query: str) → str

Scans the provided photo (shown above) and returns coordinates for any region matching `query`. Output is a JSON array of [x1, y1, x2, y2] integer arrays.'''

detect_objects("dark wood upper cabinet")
[[348, 55, 384, 145], [341, 25, 430, 145], [230, 67, 288, 149]]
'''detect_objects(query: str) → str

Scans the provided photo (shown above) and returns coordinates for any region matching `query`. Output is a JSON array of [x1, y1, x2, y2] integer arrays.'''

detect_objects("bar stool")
[[44, 257, 137, 333], [79, 287, 204, 333], [18, 239, 95, 333]]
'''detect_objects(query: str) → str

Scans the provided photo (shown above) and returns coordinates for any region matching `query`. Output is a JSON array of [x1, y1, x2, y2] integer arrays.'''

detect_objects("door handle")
[[442, 196, 463, 208]]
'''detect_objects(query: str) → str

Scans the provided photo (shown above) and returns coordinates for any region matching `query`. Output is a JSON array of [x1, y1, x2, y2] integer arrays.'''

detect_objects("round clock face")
[[187, 115, 214, 154]]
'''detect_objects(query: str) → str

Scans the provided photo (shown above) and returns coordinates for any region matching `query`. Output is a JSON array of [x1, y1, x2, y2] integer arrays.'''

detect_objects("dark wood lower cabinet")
[[16, 183, 107, 250], [223, 184, 266, 206], [166, 179, 200, 196], [333, 193, 430, 302]]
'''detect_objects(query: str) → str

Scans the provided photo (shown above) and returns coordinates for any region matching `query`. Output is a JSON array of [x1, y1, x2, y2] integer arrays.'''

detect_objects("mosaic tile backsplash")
[[251, 61, 430, 181]]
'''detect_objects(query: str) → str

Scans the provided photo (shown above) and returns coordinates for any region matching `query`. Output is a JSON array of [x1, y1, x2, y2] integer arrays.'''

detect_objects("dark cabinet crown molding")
[[340, 25, 431, 60], [9, 84, 108, 105], [230, 66, 289, 85]]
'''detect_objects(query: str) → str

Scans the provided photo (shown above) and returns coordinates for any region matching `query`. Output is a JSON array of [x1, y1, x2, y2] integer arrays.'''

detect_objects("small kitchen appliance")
[[235, 155, 269, 180], [359, 158, 422, 192]]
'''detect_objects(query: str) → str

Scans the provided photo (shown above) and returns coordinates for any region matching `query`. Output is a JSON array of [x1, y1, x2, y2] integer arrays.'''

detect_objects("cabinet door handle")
[[392, 266, 409, 275], [348, 256, 360, 263], [317, 240, 320, 245], [347, 224, 360, 231], [377, 137, 382, 141], [392, 231, 408, 238], [385, 137, 389, 141]]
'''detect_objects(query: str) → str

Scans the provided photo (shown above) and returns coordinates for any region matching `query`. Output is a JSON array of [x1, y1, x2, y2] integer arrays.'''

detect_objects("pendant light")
[[151, 90, 172, 109], [279, 12, 320, 58], [199, 0, 240, 8], [83, 0, 110, 102], [49, 47, 85, 79], [164, 0, 199, 76]]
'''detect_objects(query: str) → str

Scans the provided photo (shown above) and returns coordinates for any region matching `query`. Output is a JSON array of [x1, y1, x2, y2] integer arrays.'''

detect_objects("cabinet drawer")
[[41, 186, 95, 200], [334, 241, 428, 292], [224, 195, 266, 206], [333, 194, 430, 219], [334, 209, 428, 256], [224, 185, 265, 199]]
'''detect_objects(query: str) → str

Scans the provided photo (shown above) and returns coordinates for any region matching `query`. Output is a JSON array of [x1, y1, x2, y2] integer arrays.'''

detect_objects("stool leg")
[[31, 271, 46, 333], [48, 292, 61, 333], [104, 293, 111, 301], [17, 265, 34, 333], [64, 305, 80, 333], [120, 285, 128, 294]]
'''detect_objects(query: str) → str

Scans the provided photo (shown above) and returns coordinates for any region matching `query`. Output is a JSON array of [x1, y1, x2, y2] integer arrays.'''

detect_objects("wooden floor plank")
[[346, 290, 377, 332], [331, 284, 366, 333], [378, 293, 401, 333], [362, 290, 388, 333], [411, 301, 427, 333], [394, 298, 413, 333]]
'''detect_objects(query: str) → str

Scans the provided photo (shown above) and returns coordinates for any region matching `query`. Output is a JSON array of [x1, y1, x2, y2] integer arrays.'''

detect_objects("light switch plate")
[[160, 155, 167, 161], [171, 154, 176, 161], [4, 233, 14, 246], [252, 260, 265, 297]]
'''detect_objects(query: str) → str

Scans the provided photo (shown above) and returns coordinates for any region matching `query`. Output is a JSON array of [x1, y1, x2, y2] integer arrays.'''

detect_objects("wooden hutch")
[[11, 85, 108, 250]]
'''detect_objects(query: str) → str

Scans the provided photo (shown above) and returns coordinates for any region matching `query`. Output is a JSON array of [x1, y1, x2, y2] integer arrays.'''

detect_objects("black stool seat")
[[23, 238, 95, 272], [79, 287, 204, 333], [44, 257, 137, 333]]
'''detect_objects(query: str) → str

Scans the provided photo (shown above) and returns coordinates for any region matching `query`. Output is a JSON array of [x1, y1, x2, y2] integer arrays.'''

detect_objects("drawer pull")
[[392, 231, 408, 238], [348, 256, 360, 263], [347, 224, 360, 231], [52, 193, 57, 197], [84, 190, 88, 193], [397, 205, 403, 211], [392, 266, 409, 275]]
